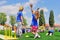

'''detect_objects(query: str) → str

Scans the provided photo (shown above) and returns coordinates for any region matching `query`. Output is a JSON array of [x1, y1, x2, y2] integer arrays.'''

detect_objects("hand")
[[30, 4, 33, 8]]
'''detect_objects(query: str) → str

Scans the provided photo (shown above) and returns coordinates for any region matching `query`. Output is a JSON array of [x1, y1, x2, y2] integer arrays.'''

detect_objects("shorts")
[[31, 26, 38, 32], [48, 31, 53, 35]]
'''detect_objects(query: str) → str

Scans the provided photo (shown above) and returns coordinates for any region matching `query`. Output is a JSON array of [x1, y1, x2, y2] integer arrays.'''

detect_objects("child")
[[46, 27, 54, 36], [30, 4, 40, 39], [16, 6, 24, 37]]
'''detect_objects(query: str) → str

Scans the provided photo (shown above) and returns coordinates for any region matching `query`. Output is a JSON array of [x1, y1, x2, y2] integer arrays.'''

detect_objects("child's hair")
[[19, 6, 24, 11], [35, 11, 40, 19]]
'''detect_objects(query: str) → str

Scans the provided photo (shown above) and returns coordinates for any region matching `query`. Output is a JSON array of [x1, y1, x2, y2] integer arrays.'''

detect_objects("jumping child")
[[30, 4, 40, 39], [46, 27, 54, 36]]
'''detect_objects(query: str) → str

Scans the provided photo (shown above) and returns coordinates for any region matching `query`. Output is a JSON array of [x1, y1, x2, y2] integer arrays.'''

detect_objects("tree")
[[0, 13, 7, 25], [23, 17, 27, 26], [39, 10, 45, 26], [49, 10, 54, 27], [10, 15, 16, 26]]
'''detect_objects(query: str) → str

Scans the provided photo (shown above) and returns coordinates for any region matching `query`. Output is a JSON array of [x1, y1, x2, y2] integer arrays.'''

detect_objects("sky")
[[0, 0, 60, 26]]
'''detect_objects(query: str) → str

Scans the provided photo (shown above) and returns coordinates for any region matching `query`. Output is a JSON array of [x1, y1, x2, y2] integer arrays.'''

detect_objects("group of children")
[[16, 4, 54, 39]]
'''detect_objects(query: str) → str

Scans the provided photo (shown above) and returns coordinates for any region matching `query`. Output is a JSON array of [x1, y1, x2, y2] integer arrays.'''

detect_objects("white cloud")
[[29, 0, 39, 4], [0, 1, 7, 5], [24, 0, 40, 8], [23, 10, 26, 14], [0, 0, 41, 26], [24, 16, 32, 26], [58, 15, 60, 18], [39, 7, 48, 12], [0, 3, 21, 15]]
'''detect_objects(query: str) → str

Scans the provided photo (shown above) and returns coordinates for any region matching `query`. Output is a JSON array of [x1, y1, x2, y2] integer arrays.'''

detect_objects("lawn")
[[18, 32, 60, 40], [0, 30, 60, 40]]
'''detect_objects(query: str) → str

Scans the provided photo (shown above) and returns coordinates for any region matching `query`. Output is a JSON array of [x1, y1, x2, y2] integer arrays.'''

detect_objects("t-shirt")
[[16, 11, 23, 22], [49, 30, 54, 33], [31, 14, 38, 27]]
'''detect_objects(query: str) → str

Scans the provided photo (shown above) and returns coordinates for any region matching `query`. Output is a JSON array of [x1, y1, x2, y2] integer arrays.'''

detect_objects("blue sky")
[[0, 0, 60, 25]]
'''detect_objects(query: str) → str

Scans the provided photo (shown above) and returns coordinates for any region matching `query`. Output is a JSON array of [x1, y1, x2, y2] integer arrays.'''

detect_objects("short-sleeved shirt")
[[31, 14, 38, 27], [49, 30, 54, 33], [16, 11, 23, 22]]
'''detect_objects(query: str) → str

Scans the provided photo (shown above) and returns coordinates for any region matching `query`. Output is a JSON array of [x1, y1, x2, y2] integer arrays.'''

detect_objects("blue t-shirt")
[[49, 30, 54, 33], [31, 14, 38, 27], [16, 11, 23, 22]]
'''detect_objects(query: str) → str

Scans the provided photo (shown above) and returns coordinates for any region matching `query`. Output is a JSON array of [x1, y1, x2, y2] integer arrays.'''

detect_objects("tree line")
[[39, 10, 54, 27], [0, 10, 54, 27], [0, 13, 27, 26]]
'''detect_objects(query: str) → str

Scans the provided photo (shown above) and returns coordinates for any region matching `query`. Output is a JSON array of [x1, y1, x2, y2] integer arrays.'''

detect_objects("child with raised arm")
[[30, 4, 40, 39]]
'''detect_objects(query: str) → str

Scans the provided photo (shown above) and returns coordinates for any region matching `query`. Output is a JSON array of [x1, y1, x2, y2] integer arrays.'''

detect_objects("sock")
[[37, 33, 40, 37], [34, 33, 40, 38], [34, 33, 37, 38]]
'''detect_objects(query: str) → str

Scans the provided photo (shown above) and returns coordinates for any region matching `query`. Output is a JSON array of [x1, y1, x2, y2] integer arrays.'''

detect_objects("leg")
[[50, 33, 52, 36], [46, 31, 50, 36], [16, 22, 22, 36], [34, 27, 40, 39], [50, 32, 53, 36], [18, 22, 22, 36]]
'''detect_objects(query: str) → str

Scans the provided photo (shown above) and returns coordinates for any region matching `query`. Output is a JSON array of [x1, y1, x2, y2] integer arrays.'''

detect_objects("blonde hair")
[[35, 11, 40, 19], [19, 6, 24, 11]]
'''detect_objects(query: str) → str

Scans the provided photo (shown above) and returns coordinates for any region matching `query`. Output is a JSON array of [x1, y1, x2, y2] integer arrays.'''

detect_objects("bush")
[[55, 28, 58, 32]]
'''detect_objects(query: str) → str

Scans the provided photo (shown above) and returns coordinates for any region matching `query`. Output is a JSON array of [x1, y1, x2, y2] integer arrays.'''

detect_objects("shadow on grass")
[[54, 35, 60, 37], [0, 38, 3, 40], [29, 35, 34, 38]]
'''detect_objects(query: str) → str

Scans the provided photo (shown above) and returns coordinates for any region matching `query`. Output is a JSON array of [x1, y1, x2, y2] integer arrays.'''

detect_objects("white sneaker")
[[38, 35, 40, 38], [34, 33, 40, 39], [34, 34, 38, 39], [50, 33, 52, 36]]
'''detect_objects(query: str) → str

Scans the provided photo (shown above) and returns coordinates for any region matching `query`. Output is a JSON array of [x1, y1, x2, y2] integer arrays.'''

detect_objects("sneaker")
[[38, 35, 40, 38], [34, 34, 38, 39], [50, 33, 52, 36]]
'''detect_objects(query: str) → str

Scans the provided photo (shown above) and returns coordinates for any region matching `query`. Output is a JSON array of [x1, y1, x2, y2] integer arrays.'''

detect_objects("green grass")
[[18, 32, 60, 40], [0, 30, 60, 40]]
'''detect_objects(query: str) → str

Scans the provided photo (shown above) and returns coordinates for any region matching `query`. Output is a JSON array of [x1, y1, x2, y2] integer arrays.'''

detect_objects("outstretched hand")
[[30, 4, 33, 8]]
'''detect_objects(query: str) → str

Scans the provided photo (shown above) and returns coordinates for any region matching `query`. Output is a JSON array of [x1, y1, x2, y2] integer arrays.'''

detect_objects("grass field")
[[0, 30, 60, 40], [18, 32, 60, 40]]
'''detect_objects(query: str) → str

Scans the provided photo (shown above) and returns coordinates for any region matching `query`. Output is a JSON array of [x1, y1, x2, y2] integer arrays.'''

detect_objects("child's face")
[[35, 11, 38, 14], [35, 11, 39, 16], [32, 10, 35, 14]]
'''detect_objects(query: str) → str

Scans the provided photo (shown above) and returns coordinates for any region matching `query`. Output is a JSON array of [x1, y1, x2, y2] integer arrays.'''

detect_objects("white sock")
[[37, 33, 40, 38], [34, 33, 40, 38], [34, 33, 38, 38]]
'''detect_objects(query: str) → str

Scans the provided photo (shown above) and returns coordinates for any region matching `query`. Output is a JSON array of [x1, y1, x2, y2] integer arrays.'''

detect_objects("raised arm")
[[30, 4, 34, 14]]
